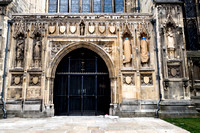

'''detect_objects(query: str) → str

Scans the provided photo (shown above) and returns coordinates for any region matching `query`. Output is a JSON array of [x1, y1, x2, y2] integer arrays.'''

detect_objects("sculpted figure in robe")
[[123, 38, 131, 64], [34, 37, 41, 59], [167, 27, 175, 48], [16, 37, 24, 59], [140, 37, 149, 63], [80, 22, 85, 35]]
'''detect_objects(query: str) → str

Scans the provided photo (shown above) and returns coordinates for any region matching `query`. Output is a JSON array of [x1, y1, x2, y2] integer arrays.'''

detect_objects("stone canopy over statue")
[[123, 38, 132, 64]]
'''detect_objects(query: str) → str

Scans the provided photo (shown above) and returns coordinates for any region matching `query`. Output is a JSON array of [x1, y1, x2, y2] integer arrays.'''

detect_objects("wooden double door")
[[54, 48, 110, 116]]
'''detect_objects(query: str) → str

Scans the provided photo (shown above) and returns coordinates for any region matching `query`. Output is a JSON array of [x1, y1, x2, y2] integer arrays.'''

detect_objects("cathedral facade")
[[0, 0, 199, 118]]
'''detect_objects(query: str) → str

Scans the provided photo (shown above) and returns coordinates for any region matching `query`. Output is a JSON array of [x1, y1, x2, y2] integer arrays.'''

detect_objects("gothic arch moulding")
[[48, 42, 116, 79]]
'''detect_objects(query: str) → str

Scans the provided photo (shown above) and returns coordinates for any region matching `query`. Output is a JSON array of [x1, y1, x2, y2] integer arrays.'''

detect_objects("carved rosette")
[[141, 74, 153, 86], [7, 88, 22, 99], [29, 74, 41, 86], [123, 74, 135, 85], [27, 88, 41, 99], [51, 42, 63, 58], [11, 74, 23, 86], [97, 41, 113, 55]]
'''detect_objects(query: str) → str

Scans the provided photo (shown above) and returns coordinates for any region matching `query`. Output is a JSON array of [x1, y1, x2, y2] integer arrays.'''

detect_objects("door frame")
[[48, 42, 117, 115]]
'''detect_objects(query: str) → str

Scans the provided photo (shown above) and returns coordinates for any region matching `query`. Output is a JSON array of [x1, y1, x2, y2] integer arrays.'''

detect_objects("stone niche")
[[27, 73, 42, 99], [122, 72, 136, 99], [140, 72, 156, 99]]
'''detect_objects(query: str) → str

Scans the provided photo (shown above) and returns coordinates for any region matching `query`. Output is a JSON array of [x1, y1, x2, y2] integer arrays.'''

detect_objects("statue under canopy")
[[123, 38, 132, 64]]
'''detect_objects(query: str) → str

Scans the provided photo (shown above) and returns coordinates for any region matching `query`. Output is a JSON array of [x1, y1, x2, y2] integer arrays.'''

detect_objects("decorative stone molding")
[[51, 42, 66, 58]]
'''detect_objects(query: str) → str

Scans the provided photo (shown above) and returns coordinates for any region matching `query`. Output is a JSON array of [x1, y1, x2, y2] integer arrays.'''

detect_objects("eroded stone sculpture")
[[167, 27, 175, 49], [140, 37, 149, 64], [34, 37, 41, 59], [123, 38, 131, 64], [16, 36, 24, 67]]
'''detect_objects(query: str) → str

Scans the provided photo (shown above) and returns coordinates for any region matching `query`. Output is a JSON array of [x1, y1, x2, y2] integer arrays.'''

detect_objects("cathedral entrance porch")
[[54, 48, 111, 116]]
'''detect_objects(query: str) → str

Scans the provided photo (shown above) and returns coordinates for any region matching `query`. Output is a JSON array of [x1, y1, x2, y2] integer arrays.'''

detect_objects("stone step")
[[116, 110, 156, 117]]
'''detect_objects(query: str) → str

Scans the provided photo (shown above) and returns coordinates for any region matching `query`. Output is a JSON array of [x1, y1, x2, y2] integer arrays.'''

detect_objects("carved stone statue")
[[34, 37, 41, 59], [80, 22, 85, 35], [123, 38, 131, 64], [167, 27, 175, 48], [16, 36, 24, 60], [140, 37, 149, 64]]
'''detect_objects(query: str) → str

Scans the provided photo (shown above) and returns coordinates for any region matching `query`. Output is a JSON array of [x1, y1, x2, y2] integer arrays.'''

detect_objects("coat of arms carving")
[[48, 26, 56, 34], [123, 74, 134, 85], [99, 25, 106, 34], [109, 26, 116, 34], [89, 25, 95, 34], [70, 26, 77, 34], [59, 26, 66, 34]]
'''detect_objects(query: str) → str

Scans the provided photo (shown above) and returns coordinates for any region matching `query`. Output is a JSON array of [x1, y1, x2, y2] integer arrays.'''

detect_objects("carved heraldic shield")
[[49, 26, 56, 34], [89, 26, 95, 34], [144, 76, 150, 84], [32, 77, 39, 85], [99, 26, 106, 34], [59, 26, 66, 34], [14, 77, 20, 85], [125, 76, 132, 84], [70, 26, 76, 34], [109, 26, 116, 33]]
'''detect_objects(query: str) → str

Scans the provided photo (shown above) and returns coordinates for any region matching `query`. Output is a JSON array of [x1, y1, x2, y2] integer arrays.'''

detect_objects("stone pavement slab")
[[0, 116, 189, 133]]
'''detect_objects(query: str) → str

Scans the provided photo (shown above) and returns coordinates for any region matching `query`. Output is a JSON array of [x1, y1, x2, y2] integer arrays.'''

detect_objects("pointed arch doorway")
[[53, 48, 111, 116]]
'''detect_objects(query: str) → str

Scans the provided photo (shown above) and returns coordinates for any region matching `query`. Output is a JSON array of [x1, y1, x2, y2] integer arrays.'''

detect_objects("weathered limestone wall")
[[4, 13, 160, 117], [155, 0, 199, 117], [0, 0, 46, 99]]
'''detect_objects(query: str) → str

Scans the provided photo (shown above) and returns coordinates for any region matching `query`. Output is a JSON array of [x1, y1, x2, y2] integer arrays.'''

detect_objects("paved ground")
[[0, 116, 189, 133]]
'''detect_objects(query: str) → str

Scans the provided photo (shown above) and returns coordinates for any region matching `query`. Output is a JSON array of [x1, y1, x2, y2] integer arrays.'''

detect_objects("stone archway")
[[47, 42, 117, 115], [49, 42, 115, 78]]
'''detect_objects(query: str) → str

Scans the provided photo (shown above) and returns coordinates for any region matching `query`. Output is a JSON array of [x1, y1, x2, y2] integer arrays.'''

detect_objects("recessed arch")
[[49, 41, 115, 79], [52, 46, 113, 115]]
